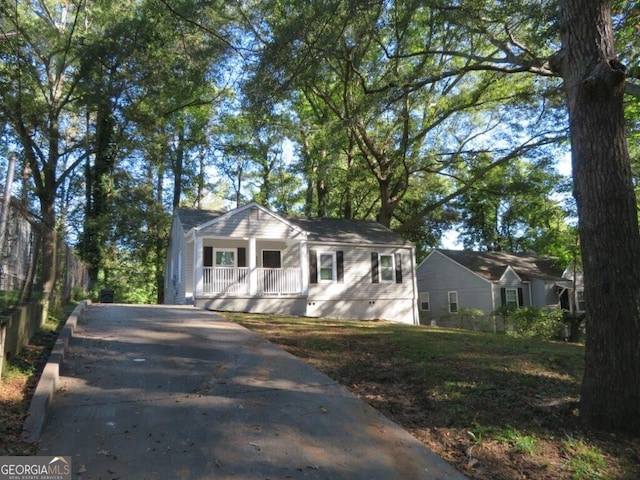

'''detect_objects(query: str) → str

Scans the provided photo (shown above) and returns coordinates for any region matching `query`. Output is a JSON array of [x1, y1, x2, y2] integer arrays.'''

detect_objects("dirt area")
[[0, 340, 47, 456]]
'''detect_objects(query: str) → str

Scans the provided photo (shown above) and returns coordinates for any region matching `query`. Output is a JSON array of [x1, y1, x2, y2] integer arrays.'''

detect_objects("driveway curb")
[[22, 300, 92, 444]]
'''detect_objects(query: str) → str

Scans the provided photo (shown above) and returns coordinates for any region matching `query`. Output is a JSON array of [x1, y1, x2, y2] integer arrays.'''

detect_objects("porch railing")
[[258, 268, 302, 294], [202, 267, 249, 294], [201, 267, 302, 295]]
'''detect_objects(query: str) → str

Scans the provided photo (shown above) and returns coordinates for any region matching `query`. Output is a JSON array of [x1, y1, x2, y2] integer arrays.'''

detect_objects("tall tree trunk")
[[197, 147, 206, 209], [172, 126, 185, 209], [558, 0, 640, 434], [19, 223, 41, 304], [82, 100, 116, 287], [342, 136, 356, 220], [376, 177, 396, 228], [39, 192, 58, 324], [37, 114, 63, 323]]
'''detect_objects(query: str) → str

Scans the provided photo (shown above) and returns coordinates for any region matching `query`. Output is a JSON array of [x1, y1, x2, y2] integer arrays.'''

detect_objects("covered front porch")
[[191, 235, 309, 299], [201, 266, 303, 295]]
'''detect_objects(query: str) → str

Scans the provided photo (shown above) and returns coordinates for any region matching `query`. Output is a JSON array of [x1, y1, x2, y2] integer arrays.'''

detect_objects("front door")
[[262, 250, 282, 293], [262, 250, 281, 268]]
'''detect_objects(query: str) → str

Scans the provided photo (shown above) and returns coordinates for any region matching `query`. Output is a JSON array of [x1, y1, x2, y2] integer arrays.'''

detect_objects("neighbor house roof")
[[175, 204, 412, 247], [437, 249, 565, 282]]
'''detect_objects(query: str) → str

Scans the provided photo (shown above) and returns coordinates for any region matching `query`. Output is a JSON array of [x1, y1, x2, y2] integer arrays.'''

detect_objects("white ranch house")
[[165, 202, 420, 324]]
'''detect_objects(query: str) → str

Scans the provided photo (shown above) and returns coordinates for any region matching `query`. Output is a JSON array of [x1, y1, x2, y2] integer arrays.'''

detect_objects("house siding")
[[416, 249, 568, 332], [417, 251, 494, 326], [198, 206, 304, 241], [165, 214, 188, 304], [306, 245, 416, 323], [533, 277, 561, 308]]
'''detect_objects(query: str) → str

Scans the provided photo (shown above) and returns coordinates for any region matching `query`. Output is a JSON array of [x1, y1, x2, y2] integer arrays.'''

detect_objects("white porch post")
[[248, 237, 257, 295], [194, 232, 203, 299], [300, 240, 309, 296]]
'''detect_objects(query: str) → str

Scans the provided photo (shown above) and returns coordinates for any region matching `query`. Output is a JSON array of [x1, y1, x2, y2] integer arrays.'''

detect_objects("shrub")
[[504, 307, 565, 340]]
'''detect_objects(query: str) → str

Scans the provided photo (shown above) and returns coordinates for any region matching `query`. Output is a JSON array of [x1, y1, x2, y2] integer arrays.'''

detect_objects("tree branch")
[[394, 135, 565, 233]]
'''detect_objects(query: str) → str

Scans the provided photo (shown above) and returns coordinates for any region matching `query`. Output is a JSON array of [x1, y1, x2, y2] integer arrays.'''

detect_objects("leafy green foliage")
[[504, 307, 566, 340], [455, 155, 576, 255], [239, 0, 568, 244], [0, 290, 19, 312]]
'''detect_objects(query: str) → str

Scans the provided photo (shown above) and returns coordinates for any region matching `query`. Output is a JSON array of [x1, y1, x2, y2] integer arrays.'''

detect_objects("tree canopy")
[[2, 0, 640, 435]]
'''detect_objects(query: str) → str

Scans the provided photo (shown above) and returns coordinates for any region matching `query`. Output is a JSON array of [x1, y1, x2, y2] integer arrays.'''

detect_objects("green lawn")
[[224, 312, 640, 480]]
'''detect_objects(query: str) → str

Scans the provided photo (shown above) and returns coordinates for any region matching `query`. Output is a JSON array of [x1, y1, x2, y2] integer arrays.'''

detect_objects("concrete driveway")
[[37, 304, 466, 479]]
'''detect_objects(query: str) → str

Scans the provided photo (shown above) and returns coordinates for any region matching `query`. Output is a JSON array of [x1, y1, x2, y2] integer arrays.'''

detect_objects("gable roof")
[[174, 203, 412, 247], [286, 216, 412, 246], [175, 208, 225, 232], [436, 249, 565, 282]]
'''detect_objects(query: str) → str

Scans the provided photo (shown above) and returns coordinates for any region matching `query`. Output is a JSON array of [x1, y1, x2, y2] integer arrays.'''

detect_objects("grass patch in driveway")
[[224, 312, 640, 480]]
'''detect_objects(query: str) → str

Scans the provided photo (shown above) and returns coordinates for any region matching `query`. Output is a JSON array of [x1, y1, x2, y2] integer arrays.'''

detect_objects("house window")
[[177, 251, 183, 283], [319, 252, 336, 282], [215, 249, 236, 267], [379, 254, 395, 282], [371, 252, 403, 284], [309, 250, 343, 283], [576, 289, 586, 312], [419, 292, 430, 311], [448, 291, 458, 313], [505, 288, 519, 309]]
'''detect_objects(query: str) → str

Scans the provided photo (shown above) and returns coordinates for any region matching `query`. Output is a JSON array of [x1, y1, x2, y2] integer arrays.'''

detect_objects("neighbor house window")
[[576, 289, 586, 312], [215, 249, 236, 267], [420, 292, 430, 311], [505, 288, 519, 309], [448, 291, 458, 313]]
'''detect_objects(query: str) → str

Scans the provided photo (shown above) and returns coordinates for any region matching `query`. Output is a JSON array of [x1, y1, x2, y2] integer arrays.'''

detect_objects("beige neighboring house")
[[164, 202, 420, 324]]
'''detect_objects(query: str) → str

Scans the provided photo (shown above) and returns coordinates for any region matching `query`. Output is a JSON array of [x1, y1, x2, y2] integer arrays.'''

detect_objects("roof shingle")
[[437, 249, 564, 281], [175, 205, 412, 246]]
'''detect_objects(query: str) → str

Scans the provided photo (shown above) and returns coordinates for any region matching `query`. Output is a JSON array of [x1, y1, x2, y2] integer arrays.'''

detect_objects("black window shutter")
[[204, 246, 213, 267], [371, 252, 379, 283], [238, 247, 246, 267], [518, 288, 524, 307], [309, 249, 318, 284], [336, 251, 344, 283], [500, 288, 506, 306], [395, 253, 403, 283]]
